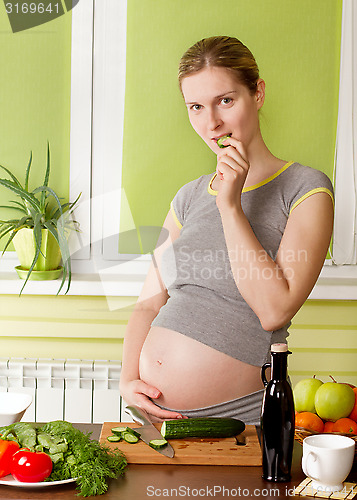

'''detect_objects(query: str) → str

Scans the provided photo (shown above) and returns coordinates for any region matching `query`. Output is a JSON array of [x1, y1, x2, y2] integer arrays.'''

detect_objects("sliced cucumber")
[[161, 417, 245, 439], [149, 438, 168, 449], [111, 426, 127, 435], [125, 427, 141, 438], [122, 431, 140, 444], [107, 435, 121, 442], [217, 134, 231, 148]]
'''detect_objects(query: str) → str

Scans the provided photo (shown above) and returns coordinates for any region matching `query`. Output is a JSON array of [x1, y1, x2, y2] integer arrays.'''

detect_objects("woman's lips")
[[212, 133, 231, 143]]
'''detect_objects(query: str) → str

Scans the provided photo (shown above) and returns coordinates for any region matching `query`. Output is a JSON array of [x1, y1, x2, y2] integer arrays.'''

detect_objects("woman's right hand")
[[119, 378, 186, 422]]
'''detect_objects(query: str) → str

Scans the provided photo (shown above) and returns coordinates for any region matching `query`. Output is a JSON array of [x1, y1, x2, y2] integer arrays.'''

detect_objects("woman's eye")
[[191, 104, 202, 111], [221, 97, 232, 105]]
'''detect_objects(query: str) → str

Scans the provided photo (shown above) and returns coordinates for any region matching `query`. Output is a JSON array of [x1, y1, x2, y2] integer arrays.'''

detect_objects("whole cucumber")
[[161, 417, 245, 439]]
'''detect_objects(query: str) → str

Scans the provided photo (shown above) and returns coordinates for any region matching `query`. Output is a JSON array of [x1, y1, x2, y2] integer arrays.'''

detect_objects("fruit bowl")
[[294, 427, 357, 461]]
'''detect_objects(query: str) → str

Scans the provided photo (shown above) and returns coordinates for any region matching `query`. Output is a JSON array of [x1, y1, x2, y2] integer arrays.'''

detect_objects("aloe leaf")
[[11, 200, 27, 208], [43, 220, 70, 295], [2, 200, 28, 213], [40, 143, 50, 210], [33, 186, 62, 218], [0, 164, 23, 188], [0, 179, 41, 211], [43, 142, 50, 188], [49, 192, 81, 223], [55, 218, 71, 292], [2, 217, 29, 253], [55, 256, 68, 295], [49, 203, 71, 220], [67, 192, 81, 211], [0, 206, 27, 216], [56, 223, 70, 263], [61, 260, 71, 295], [0, 218, 21, 225], [42, 219, 58, 240], [19, 243, 42, 295], [57, 243, 71, 295], [33, 214, 44, 259], [25, 204, 40, 223], [24, 151, 33, 192], [0, 223, 14, 235], [0, 216, 30, 226], [0, 226, 16, 251]]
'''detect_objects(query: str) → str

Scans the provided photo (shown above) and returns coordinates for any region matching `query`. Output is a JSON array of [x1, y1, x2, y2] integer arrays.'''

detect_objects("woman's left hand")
[[215, 136, 250, 212]]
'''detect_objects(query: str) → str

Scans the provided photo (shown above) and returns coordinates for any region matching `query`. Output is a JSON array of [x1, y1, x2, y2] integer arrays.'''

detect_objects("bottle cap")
[[271, 343, 288, 352]]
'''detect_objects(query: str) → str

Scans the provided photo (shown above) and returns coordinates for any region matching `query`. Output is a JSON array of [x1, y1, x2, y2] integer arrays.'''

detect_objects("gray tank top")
[[152, 161, 334, 366]]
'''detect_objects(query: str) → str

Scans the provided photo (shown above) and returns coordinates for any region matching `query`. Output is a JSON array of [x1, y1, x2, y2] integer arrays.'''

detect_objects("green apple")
[[293, 377, 323, 412], [314, 382, 355, 421]]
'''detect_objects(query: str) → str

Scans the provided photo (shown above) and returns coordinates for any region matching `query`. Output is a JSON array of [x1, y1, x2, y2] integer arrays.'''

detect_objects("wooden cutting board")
[[100, 422, 262, 466]]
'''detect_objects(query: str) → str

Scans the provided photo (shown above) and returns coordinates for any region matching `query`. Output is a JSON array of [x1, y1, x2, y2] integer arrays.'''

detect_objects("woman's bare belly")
[[139, 326, 265, 410]]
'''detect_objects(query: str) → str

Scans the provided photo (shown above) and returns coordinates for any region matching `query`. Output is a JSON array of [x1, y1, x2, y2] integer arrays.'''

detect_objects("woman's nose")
[[207, 109, 223, 130]]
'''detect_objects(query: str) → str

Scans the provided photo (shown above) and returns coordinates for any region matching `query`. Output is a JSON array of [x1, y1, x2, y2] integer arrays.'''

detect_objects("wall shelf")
[[0, 257, 356, 299]]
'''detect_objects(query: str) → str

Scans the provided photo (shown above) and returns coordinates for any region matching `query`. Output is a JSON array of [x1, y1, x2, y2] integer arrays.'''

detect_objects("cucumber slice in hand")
[[217, 134, 231, 148]]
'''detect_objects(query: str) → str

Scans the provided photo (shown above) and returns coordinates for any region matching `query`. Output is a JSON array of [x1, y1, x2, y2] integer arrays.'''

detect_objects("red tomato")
[[10, 450, 52, 483], [0, 439, 20, 478]]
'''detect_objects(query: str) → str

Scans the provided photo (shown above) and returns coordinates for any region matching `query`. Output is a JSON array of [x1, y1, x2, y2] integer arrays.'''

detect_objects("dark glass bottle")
[[261, 343, 295, 482]]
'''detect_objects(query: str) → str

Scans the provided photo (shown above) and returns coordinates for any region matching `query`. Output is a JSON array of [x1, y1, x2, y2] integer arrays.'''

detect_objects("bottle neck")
[[271, 352, 288, 380]]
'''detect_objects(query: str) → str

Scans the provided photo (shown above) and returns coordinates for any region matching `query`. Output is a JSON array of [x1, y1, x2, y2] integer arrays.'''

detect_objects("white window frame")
[[1, 0, 356, 299], [331, 0, 357, 266], [73, 0, 151, 274], [68, 0, 93, 262], [76, 0, 357, 299]]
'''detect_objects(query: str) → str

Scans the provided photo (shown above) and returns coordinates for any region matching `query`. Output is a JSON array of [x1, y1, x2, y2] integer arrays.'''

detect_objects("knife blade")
[[125, 405, 175, 458]]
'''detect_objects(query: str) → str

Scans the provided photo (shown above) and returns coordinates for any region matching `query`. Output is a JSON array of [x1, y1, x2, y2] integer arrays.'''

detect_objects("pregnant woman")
[[119, 36, 334, 425]]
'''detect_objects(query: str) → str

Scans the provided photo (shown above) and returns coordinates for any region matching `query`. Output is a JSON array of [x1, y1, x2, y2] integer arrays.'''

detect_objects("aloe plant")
[[0, 143, 80, 294]]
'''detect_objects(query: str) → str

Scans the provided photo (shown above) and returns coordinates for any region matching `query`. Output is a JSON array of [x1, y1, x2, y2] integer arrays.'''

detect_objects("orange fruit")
[[323, 421, 335, 433], [332, 417, 357, 435], [295, 412, 324, 433], [347, 387, 357, 423]]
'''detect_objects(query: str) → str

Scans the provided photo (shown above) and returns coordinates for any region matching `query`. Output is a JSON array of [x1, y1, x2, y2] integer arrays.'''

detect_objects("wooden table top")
[[0, 425, 356, 500]]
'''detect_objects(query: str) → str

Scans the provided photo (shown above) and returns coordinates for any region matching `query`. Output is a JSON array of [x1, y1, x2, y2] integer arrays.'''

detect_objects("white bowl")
[[0, 393, 33, 427]]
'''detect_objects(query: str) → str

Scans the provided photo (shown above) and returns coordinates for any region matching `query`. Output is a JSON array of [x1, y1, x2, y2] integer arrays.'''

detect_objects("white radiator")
[[0, 358, 126, 423]]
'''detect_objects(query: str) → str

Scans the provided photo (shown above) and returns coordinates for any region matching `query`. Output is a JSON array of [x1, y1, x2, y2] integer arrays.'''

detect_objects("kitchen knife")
[[125, 405, 175, 458]]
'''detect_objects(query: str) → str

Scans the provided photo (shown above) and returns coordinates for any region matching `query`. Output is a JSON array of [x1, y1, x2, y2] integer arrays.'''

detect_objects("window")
[[72, 0, 357, 299]]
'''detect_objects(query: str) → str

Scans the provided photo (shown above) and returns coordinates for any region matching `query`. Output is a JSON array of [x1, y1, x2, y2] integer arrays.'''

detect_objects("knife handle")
[[125, 405, 153, 426]]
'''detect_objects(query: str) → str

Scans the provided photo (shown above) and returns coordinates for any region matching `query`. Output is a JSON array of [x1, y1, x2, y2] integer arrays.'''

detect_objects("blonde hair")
[[178, 36, 259, 95]]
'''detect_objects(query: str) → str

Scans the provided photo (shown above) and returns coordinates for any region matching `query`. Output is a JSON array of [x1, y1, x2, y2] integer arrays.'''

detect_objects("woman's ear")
[[255, 78, 265, 109]]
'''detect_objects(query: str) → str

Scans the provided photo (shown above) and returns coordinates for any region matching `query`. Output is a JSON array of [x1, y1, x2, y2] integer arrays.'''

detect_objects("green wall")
[[0, 4, 72, 250], [289, 301, 357, 386], [121, 0, 341, 246], [1, 295, 356, 388]]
